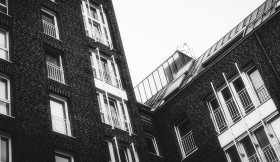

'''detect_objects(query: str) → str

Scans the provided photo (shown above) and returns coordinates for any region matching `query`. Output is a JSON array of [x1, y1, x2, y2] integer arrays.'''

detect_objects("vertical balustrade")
[[47, 62, 65, 83], [42, 20, 57, 38]]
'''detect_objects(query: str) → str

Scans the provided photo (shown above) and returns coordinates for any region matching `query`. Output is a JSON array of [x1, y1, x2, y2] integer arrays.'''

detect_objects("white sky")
[[112, 0, 266, 86]]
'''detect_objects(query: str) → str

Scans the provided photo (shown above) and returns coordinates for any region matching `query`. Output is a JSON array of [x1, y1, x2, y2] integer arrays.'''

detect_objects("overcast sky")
[[112, 0, 266, 86]]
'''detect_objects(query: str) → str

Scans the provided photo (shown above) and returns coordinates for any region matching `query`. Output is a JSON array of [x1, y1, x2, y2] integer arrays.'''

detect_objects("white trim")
[[0, 28, 9, 61], [145, 133, 160, 156], [41, 7, 60, 39], [0, 74, 11, 116], [55, 150, 74, 162]]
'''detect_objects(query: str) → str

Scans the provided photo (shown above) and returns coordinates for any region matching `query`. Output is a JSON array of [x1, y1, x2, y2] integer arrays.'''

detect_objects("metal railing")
[[47, 62, 65, 83], [52, 115, 71, 135], [252, 78, 271, 104], [224, 98, 241, 123], [42, 20, 57, 38], [212, 107, 227, 132], [180, 131, 197, 156], [246, 153, 260, 162], [260, 144, 279, 162], [238, 88, 254, 113], [92, 67, 121, 88], [106, 107, 128, 131]]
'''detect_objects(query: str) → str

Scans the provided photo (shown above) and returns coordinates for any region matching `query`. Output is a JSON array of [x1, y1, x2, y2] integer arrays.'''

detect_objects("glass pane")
[[227, 146, 241, 162], [1, 137, 8, 162], [0, 78, 7, 100], [100, 11, 105, 24], [241, 136, 256, 157], [210, 98, 219, 110], [89, 7, 98, 20], [0, 0, 6, 5], [42, 13, 55, 25], [0, 6, 7, 14], [249, 69, 263, 89], [145, 136, 156, 154], [255, 127, 270, 149], [178, 120, 191, 137], [119, 147, 129, 162], [113, 145, 120, 162], [46, 54, 60, 66], [50, 99, 65, 119], [0, 30, 6, 48], [0, 49, 7, 60], [233, 78, 245, 92], [221, 87, 232, 101], [55, 154, 71, 162]]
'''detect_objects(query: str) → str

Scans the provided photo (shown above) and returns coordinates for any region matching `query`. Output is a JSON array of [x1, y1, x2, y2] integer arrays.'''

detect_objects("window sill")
[[53, 131, 75, 138], [0, 59, 12, 63], [0, 114, 14, 119], [148, 152, 163, 158]]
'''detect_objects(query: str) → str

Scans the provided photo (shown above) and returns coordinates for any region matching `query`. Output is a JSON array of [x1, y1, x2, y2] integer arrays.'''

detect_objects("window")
[[42, 8, 59, 39], [225, 146, 242, 162], [208, 67, 270, 133], [0, 29, 8, 61], [49, 94, 71, 136], [90, 49, 122, 88], [81, 0, 112, 47], [96, 92, 132, 133], [0, 75, 10, 116], [107, 138, 139, 162], [0, 135, 10, 162], [46, 52, 65, 83], [55, 151, 73, 162], [174, 120, 197, 158], [145, 134, 160, 156], [0, 0, 7, 14]]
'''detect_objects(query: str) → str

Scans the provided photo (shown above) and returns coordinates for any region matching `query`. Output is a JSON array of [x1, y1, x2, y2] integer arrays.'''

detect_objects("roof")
[[134, 0, 280, 110]]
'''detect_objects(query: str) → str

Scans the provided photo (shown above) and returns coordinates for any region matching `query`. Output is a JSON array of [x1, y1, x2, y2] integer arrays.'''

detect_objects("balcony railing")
[[246, 153, 260, 162], [212, 107, 227, 132], [0, 99, 9, 115], [180, 131, 197, 156], [252, 78, 270, 104], [52, 115, 71, 136], [238, 88, 254, 113], [47, 62, 65, 83], [224, 97, 241, 123], [260, 144, 279, 162], [105, 107, 129, 131], [93, 67, 121, 88], [42, 20, 57, 38]]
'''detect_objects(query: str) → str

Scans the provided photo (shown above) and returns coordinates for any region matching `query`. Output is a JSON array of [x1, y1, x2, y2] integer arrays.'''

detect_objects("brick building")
[[134, 0, 280, 162], [0, 0, 151, 161]]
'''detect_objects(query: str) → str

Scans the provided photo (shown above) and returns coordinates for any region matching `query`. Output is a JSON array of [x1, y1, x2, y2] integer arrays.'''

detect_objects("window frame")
[[0, 133, 11, 162], [144, 133, 160, 156], [46, 52, 65, 83], [55, 151, 74, 162], [41, 8, 60, 39], [174, 119, 197, 158], [0, 28, 9, 61], [0, 74, 11, 116], [49, 94, 71, 136], [0, 0, 8, 15], [81, 0, 112, 48]]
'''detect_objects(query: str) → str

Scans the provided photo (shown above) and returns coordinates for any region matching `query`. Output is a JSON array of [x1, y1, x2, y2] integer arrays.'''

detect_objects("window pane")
[[178, 121, 191, 137], [50, 99, 65, 119], [221, 87, 232, 101], [255, 127, 270, 149], [46, 54, 60, 66], [119, 147, 129, 162], [55, 154, 71, 162], [1, 137, 8, 162], [0, 6, 7, 14], [210, 98, 219, 110], [241, 136, 256, 157], [0, 49, 8, 60], [227, 146, 241, 162], [42, 13, 55, 25], [145, 136, 157, 154], [90, 7, 98, 20], [0, 78, 7, 100], [0, 0, 6, 5], [0, 30, 7, 48]]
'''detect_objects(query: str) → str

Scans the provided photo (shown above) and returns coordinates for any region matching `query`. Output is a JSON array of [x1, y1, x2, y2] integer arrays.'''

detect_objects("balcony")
[[212, 107, 227, 133], [52, 115, 71, 136], [180, 131, 197, 157], [224, 97, 241, 123], [238, 88, 254, 113], [47, 62, 65, 83], [106, 107, 130, 132], [42, 19, 58, 39], [93, 67, 121, 88], [260, 144, 279, 162], [246, 153, 259, 162]]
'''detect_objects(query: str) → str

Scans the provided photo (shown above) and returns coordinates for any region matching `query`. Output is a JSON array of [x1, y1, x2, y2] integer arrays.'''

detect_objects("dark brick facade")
[[136, 5, 280, 162], [0, 0, 150, 161]]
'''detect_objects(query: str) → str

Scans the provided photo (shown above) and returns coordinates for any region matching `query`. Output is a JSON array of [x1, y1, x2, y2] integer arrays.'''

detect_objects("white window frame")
[[46, 53, 65, 84], [96, 92, 132, 133], [0, 74, 11, 116], [107, 138, 139, 162], [174, 120, 197, 158], [41, 8, 59, 39], [49, 94, 71, 136], [0, 0, 8, 15], [0, 133, 12, 162], [0, 28, 9, 61], [81, 0, 112, 48], [55, 150, 74, 162], [90, 49, 122, 88], [145, 133, 160, 156]]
